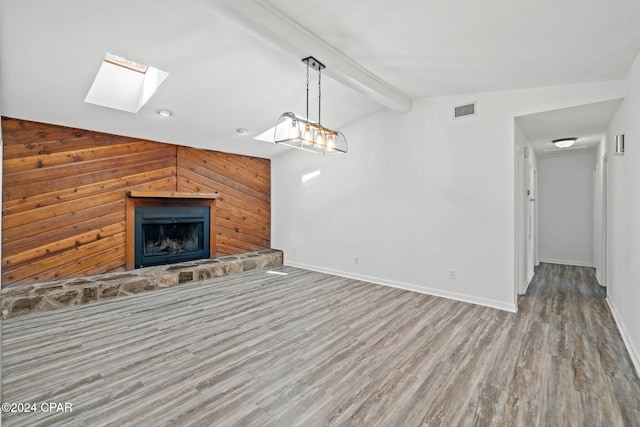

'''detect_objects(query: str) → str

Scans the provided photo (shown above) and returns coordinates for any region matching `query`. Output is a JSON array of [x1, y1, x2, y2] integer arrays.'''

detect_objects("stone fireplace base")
[[1, 249, 283, 319]]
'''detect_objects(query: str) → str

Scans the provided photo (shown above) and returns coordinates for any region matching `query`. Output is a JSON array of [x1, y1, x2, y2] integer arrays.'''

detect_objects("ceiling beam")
[[209, 0, 413, 113]]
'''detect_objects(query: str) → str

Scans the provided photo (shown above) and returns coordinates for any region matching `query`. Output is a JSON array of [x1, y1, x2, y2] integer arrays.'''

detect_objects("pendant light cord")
[[305, 62, 310, 122], [318, 67, 321, 125], [303, 57, 323, 124]]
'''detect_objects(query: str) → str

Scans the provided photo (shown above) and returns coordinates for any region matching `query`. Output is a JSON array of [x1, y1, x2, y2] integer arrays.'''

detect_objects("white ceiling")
[[1, 0, 640, 159]]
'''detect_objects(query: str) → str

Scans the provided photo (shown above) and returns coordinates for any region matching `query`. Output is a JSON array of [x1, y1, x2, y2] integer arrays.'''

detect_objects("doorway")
[[514, 99, 622, 308]]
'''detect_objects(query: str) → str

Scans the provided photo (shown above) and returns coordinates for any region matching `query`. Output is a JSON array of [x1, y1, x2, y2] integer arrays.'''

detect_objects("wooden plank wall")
[[177, 147, 270, 254], [1, 117, 271, 287]]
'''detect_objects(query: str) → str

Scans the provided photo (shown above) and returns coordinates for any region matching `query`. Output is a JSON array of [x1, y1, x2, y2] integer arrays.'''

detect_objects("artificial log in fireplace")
[[125, 190, 219, 269]]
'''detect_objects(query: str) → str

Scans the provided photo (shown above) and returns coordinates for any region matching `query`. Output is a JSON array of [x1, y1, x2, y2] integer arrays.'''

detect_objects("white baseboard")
[[595, 270, 605, 286], [520, 269, 535, 295], [606, 297, 640, 379], [538, 257, 594, 268], [284, 261, 517, 313]]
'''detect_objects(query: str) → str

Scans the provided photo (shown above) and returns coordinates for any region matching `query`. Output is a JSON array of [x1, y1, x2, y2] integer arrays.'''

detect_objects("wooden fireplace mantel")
[[125, 190, 218, 270], [126, 190, 220, 200]]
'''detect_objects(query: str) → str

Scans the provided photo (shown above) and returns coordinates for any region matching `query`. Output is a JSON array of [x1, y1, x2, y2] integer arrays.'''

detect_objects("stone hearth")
[[1, 249, 283, 319]]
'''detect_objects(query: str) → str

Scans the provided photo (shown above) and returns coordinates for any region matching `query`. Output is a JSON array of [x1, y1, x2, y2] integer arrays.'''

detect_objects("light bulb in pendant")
[[326, 134, 335, 151], [303, 124, 312, 144]]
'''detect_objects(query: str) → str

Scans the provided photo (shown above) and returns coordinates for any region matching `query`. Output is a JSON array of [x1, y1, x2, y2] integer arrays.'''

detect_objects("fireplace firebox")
[[134, 206, 210, 268]]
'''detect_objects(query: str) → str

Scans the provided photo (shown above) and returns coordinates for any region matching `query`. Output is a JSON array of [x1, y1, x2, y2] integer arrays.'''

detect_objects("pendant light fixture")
[[274, 57, 347, 155]]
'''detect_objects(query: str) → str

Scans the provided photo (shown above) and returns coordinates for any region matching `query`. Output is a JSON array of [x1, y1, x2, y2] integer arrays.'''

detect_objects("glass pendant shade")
[[275, 112, 347, 155], [273, 56, 347, 155]]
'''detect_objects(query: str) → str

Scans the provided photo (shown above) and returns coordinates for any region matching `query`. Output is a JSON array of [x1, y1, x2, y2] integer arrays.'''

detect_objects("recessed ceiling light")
[[156, 109, 173, 117], [236, 128, 249, 134], [552, 137, 578, 148]]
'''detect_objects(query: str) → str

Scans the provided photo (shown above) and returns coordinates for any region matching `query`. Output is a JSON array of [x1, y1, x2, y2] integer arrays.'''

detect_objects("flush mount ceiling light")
[[85, 52, 169, 113], [274, 57, 347, 155], [552, 137, 578, 148], [156, 109, 173, 117]]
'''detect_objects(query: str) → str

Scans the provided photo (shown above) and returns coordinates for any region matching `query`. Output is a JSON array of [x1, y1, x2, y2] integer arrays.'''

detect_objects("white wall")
[[272, 80, 624, 313], [603, 50, 640, 375], [537, 153, 594, 267]]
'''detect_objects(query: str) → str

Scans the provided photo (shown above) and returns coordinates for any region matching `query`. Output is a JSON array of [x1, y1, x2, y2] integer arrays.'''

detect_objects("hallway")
[[514, 263, 640, 425]]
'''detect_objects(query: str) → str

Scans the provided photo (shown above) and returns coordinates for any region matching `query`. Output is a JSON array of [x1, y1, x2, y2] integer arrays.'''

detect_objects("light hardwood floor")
[[2, 263, 640, 426]]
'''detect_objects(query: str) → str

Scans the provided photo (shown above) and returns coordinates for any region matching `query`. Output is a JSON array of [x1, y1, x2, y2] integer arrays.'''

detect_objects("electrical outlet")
[[449, 269, 456, 280], [354, 256, 359, 264], [292, 248, 296, 255]]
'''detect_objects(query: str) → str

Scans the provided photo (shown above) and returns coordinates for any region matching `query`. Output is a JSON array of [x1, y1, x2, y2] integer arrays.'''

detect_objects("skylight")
[[254, 126, 276, 143], [85, 53, 169, 113]]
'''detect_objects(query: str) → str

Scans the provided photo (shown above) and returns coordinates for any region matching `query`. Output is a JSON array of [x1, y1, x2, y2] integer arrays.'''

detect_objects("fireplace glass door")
[[134, 206, 210, 268]]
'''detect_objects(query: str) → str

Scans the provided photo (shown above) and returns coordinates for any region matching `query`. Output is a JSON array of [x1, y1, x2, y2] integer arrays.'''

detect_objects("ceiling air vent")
[[454, 102, 477, 119]]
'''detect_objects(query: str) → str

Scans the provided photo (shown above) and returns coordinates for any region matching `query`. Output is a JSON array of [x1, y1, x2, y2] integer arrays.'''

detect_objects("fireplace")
[[135, 206, 210, 268], [125, 190, 219, 270]]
